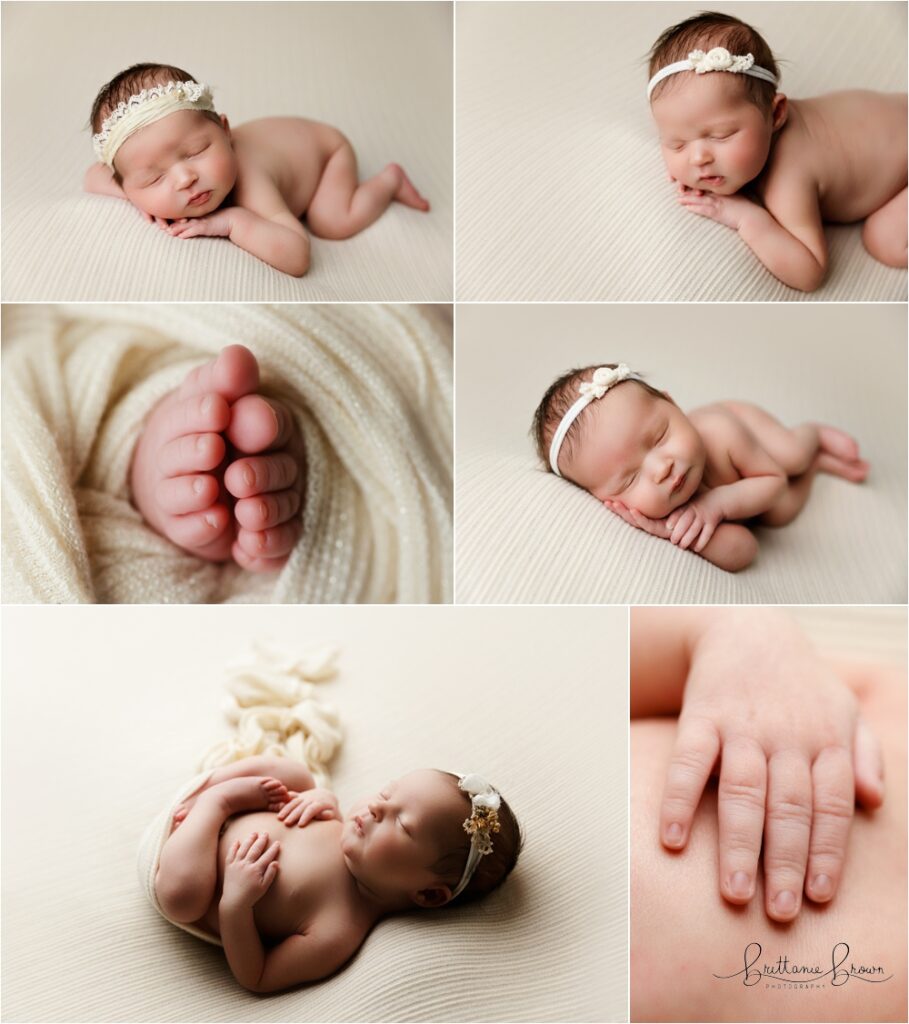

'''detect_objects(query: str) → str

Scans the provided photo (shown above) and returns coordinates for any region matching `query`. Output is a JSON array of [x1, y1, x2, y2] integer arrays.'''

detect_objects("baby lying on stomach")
[[532, 363, 869, 572], [647, 12, 907, 290], [84, 63, 430, 276], [153, 756, 520, 992]]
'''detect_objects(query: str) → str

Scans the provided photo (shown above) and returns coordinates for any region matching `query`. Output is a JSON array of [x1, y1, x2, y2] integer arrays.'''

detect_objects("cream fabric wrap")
[[138, 643, 342, 944], [1, 303, 452, 603]]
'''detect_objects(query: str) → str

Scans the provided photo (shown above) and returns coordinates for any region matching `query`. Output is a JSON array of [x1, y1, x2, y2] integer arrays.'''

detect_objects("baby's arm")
[[678, 175, 827, 292], [169, 168, 310, 277], [631, 608, 885, 921], [605, 499, 757, 572]]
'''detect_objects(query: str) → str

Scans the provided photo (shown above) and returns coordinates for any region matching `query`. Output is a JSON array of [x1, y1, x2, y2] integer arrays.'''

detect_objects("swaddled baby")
[[150, 756, 521, 992], [532, 363, 869, 572], [647, 12, 907, 290], [84, 63, 430, 276]]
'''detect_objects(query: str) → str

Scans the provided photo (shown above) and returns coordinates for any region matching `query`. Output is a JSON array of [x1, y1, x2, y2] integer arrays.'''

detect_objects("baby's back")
[[769, 92, 907, 222], [195, 811, 362, 944], [233, 117, 346, 217]]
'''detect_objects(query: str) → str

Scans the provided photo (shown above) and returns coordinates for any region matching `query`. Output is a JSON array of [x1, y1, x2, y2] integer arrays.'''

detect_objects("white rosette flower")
[[578, 363, 632, 400]]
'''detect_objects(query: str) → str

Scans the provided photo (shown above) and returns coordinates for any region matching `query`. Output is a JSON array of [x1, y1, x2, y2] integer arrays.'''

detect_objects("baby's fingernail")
[[811, 874, 832, 899], [730, 871, 751, 899], [665, 822, 683, 846], [773, 890, 797, 915]]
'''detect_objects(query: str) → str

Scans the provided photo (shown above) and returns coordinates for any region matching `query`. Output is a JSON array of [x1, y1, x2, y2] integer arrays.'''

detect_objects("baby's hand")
[[603, 499, 671, 539], [661, 615, 884, 921], [167, 208, 234, 239], [276, 788, 341, 828], [221, 831, 281, 909], [665, 497, 723, 552], [141, 211, 172, 231], [677, 190, 757, 231]]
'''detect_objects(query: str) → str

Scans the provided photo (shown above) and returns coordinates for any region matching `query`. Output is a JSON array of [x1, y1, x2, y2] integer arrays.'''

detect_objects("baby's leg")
[[173, 756, 317, 825], [305, 140, 429, 241], [224, 395, 306, 573], [861, 185, 908, 268], [724, 401, 820, 475], [130, 346, 260, 561], [155, 776, 288, 923]]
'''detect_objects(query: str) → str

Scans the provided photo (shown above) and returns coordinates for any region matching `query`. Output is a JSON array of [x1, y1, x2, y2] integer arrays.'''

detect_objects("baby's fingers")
[[853, 714, 884, 809], [805, 747, 853, 904], [660, 715, 720, 850], [764, 751, 812, 921], [694, 520, 718, 553], [717, 737, 766, 904]]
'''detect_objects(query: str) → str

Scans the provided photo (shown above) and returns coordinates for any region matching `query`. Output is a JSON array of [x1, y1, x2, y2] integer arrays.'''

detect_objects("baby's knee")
[[862, 213, 908, 268], [155, 868, 207, 924]]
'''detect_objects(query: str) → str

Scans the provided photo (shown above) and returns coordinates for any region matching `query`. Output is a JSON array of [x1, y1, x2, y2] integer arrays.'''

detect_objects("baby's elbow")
[[284, 244, 310, 278], [790, 257, 827, 293]]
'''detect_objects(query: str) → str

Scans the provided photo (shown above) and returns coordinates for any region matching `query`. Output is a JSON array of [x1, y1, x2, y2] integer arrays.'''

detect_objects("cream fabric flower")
[[578, 364, 633, 400]]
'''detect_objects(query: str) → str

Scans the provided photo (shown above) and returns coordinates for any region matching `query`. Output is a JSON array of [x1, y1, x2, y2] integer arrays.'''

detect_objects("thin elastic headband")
[[647, 47, 778, 101], [549, 365, 643, 476]]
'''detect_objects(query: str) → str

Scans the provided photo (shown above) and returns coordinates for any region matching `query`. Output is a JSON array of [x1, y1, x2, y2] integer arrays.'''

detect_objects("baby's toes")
[[237, 521, 300, 561], [231, 541, 291, 574], [235, 488, 302, 531], [165, 504, 233, 552], [225, 453, 299, 500], [155, 473, 220, 515], [227, 394, 294, 454], [157, 431, 227, 477]]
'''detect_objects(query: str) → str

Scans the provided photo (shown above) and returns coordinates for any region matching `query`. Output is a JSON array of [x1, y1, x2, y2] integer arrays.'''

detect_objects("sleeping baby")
[[647, 12, 907, 291], [84, 63, 430, 276], [531, 363, 869, 572], [146, 756, 521, 992]]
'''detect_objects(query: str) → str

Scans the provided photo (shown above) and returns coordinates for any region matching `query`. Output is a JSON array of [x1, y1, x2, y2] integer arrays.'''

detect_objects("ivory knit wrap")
[[1, 303, 452, 603]]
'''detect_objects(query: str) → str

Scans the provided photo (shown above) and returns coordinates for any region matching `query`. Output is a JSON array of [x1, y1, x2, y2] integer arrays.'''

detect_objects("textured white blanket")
[[1, 304, 452, 603]]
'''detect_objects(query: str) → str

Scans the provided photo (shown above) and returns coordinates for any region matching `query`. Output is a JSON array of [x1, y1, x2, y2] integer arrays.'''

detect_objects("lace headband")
[[451, 774, 501, 900], [647, 47, 778, 101], [549, 364, 643, 476], [92, 80, 216, 168]]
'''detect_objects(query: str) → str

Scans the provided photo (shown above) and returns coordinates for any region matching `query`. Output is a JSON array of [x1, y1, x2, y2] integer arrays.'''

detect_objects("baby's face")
[[114, 110, 238, 219], [341, 770, 465, 906], [566, 383, 706, 518], [651, 73, 774, 194]]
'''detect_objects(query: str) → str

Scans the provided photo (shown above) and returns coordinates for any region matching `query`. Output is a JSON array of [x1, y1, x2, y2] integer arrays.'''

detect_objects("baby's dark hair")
[[433, 772, 523, 905], [89, 63, 221, 180], [648, 11, 779, 111], [531, 365, 666, 476]]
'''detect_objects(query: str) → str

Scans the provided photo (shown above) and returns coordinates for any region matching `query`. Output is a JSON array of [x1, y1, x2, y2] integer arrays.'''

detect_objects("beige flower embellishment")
[[689, 47, 755, 75], [578, 364, 633, 400], [459, 773, 502, 856]]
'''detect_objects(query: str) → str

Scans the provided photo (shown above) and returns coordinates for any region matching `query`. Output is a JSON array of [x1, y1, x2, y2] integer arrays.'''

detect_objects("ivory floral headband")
[[451, 774, 502, 899], [92, 80, 215, 168], [549, 364, 644, 476], [647, 47, 778, 100]]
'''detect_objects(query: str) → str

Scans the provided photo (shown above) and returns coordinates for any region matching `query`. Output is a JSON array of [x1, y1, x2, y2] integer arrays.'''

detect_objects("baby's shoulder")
[[689, 403, 739, 432]]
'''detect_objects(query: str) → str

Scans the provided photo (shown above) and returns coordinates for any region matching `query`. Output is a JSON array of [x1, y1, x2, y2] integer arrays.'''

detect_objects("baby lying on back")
[[84, 63, 429, 276], [647, 12, 907, 290], [532, 363, 869, 572]]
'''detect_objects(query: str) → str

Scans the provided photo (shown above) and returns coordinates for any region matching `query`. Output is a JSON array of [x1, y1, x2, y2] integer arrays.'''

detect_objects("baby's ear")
[[411, 885, 452, 909], [220, 113, 232, 139], [771, 93, 788, 132]]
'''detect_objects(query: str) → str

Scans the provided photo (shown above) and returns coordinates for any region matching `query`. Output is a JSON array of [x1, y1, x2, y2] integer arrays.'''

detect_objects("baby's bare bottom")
[[862, 186, 908, 268], [631, 663, 906, 1023], [305, 139, 429, 240], [724, 402, 868, 528]]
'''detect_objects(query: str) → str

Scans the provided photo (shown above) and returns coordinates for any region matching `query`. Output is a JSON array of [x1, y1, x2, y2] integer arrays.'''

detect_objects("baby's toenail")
[[665, 822, 683, 845], [205, 513, 219, 528], [811, 874, 832, 898], [258, 500, 269, 522], [196, 435, 209, 452], [192, 477, 205, 495], [730, 871, 751, 898], [201, 395, 212, 414], [773, 890, 796, 914], [242, 466, 255, 487]]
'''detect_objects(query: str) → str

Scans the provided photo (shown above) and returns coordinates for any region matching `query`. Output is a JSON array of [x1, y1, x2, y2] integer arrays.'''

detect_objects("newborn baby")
[[84, 63, 430, 276], [532, 363, 869, 572], [152, 756, 520, 992], [647, 12, 907, 290], [131, 344, 305, 572]]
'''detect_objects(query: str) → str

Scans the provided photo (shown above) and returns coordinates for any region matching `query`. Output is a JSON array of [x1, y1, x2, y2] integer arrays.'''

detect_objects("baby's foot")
[[388, 163, 430, 212], [224, 395, 306, 573], [130, 346, 260, 561], [199, 776, 290, 817], [813, 425, 869, 482]]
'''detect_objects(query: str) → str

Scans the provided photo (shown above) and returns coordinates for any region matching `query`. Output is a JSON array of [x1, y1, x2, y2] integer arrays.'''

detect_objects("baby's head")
[[532, 364, 706, 519], [341, 770, 522, 911], [90, 63, 237, 219], [647, 12, 787, 194]]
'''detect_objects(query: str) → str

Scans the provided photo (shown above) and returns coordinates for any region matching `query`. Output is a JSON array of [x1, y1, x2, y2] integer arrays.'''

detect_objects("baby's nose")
[[690, 144, 712, 166], [175, 163, 197, 187]]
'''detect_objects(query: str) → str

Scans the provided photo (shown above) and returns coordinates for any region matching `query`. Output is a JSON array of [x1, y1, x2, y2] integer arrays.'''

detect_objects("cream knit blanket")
[[1, 303, 452, 603]]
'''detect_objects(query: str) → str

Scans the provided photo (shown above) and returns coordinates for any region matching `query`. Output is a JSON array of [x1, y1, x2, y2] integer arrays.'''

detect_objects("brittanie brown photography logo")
[[714, 942, 894, 989]]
